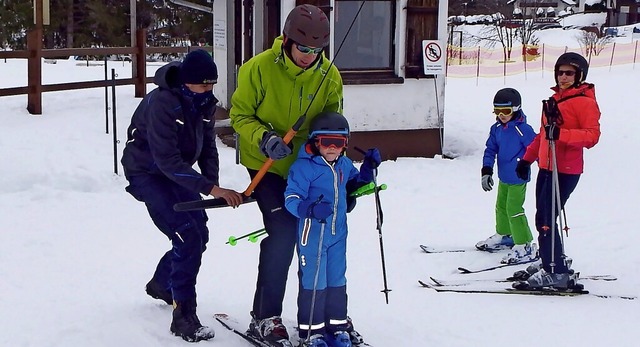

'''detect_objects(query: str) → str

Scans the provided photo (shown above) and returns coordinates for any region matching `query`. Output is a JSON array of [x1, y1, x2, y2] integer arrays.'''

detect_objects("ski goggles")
[[315, 135, 348, 149], [295, 43, 324, 55], [493, 105, 520, 117]]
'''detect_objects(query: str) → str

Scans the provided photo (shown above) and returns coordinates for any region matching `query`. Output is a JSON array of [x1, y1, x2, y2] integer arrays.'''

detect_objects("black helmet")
[[493, 88, 522, 110], [309, 112, 350, 139], [555, 52, 589, 87], [283, 4, 330, 48]]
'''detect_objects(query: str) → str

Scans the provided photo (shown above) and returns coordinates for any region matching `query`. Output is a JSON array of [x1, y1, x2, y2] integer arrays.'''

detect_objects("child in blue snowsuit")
[[284, 112, 380, 347], [476, 88, 537, 264]]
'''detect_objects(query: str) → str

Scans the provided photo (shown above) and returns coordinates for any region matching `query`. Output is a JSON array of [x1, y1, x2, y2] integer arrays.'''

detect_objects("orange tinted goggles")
[[316, 135, 348, 149]]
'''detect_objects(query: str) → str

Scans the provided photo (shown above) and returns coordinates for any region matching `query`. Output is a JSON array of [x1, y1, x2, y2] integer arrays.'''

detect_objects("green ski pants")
[[495, 181, 533, 245]]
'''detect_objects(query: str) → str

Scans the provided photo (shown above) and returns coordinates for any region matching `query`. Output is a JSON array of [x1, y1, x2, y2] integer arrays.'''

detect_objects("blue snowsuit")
[[121, 61, 219, 302], [482, 112, 537, 245], [284, 144, 371, 339]]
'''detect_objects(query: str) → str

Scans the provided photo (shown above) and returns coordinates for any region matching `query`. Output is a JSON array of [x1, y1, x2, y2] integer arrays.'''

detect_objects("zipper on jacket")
[[299, 86, 303, 112], [324, 159, 339, 235]]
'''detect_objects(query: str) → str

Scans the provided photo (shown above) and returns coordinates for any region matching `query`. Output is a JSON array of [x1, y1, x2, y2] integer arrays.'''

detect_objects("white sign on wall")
[[214, 20, 226, 49], [422, 40, 445, 75]]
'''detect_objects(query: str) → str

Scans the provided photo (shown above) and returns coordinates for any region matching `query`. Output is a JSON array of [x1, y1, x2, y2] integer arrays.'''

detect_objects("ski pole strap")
[[350, 182, 388, 198]]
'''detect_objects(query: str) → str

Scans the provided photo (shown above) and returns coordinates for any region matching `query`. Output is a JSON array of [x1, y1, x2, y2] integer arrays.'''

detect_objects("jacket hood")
[[153, 61, 181, 90]]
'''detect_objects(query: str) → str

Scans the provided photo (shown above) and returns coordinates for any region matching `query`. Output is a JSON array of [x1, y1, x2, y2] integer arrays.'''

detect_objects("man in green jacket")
[[230, 4, 361, 347]]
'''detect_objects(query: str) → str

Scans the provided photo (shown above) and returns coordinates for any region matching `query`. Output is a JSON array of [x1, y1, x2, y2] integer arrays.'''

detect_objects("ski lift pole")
[[355, 147, 391, 303]]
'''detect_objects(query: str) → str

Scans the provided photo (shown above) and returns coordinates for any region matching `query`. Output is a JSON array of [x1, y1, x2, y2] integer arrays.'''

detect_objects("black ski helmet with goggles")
[[308, 112, 350, 154], [493, 88, 522, 118]]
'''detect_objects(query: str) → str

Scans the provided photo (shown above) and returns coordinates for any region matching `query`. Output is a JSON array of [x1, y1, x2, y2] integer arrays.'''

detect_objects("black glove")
[[481, 166, 494, 192], [515, 159, 532, 180], [544, 124, 560, 141], [298, 199, 333, 221], [260, 131, 293, 160]]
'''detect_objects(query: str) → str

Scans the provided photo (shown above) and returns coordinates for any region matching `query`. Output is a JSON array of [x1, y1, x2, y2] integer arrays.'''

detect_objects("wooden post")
[[27, 0, 44, 115], [134, 28, 147, 97]]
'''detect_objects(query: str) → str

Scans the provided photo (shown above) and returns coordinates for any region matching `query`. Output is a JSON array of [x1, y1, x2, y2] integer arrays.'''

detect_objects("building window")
[[297, 0, 401, 84], [334, 0, 399, 84]]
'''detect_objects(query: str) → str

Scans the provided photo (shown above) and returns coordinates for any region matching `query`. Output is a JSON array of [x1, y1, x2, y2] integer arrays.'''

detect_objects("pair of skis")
[[214, 313, 372, 347], [418, 278, 635, 300], [420, 244, 538, 274]]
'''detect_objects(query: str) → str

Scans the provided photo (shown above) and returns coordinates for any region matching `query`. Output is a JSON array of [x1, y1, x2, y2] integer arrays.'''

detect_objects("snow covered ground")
[[1, 45, 640, 346]]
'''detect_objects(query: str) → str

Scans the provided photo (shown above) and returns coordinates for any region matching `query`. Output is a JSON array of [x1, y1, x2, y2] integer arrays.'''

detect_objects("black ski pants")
[[125, 174, 209, 302], [534, 169, 580, 274], [249, 170, 298, 319]]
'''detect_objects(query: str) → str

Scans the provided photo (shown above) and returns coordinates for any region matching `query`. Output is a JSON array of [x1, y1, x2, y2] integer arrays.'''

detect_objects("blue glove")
[[260, 131, 292, 160], [359, 148, 381, 182], [298, 199, 333, 221]]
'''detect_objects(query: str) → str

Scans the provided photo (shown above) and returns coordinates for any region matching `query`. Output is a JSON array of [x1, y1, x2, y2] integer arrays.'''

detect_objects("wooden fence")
[[0, 29, 211, 114]]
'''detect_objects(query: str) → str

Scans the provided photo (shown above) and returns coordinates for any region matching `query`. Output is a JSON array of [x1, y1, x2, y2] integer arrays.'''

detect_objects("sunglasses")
[[556, 70, 576, 77], [315, 135, 348, 149], [493, 105, 520, 117], [295, 43, 323, 55]]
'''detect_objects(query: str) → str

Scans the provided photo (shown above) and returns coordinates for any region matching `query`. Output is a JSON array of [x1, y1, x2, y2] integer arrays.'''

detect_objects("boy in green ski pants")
[[476, 88, 538, 264]]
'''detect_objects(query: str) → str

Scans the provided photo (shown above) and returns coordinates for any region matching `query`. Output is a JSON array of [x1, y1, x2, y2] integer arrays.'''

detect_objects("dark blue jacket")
[[482, 112, 536, 184], [121, 62, 219, 195]]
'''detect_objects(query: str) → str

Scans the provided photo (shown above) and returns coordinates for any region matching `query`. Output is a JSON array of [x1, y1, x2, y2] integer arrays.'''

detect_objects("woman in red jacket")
[[515, 52, 601, 289]]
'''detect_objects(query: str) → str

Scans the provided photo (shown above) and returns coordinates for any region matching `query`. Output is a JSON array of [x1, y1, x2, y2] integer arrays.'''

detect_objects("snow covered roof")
[[584, 0, 602, 5], [507, 0, 516, 4], [561, 0, 577, 5]]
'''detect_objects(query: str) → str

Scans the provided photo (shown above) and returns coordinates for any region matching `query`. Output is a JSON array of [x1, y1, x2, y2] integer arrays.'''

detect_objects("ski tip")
[[429, 276, 443, 286], [418, 280, 432, 288], [457, 267, 472, 274]]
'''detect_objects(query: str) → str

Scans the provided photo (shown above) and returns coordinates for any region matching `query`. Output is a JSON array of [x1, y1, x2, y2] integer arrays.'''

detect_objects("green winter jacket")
[[230, 36, 343, 178]]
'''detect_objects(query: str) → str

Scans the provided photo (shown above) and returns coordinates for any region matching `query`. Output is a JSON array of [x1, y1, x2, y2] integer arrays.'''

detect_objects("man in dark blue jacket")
[[122, 49, 242, 342]]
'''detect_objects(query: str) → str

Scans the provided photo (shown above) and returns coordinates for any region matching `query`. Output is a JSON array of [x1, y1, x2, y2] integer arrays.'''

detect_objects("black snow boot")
[[145, 278, 172, 305], [170, 299, 215, 342]]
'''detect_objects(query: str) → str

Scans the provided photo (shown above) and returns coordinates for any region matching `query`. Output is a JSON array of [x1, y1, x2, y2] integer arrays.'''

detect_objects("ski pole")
[[354, 147, 391, 304], [306, 195, 326, 344], [226, 227, 266, 246], [248, 230, 267, 243]]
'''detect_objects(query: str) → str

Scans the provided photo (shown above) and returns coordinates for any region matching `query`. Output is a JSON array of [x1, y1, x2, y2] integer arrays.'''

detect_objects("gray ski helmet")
[[309, 112, 350, 139], [555, 52, 589, 86], [283, 4, 330, 48], [493, 88, 522, 109]]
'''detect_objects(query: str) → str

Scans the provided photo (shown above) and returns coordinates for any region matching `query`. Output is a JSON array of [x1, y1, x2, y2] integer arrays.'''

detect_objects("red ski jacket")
[[523, 83, 601, 174]]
